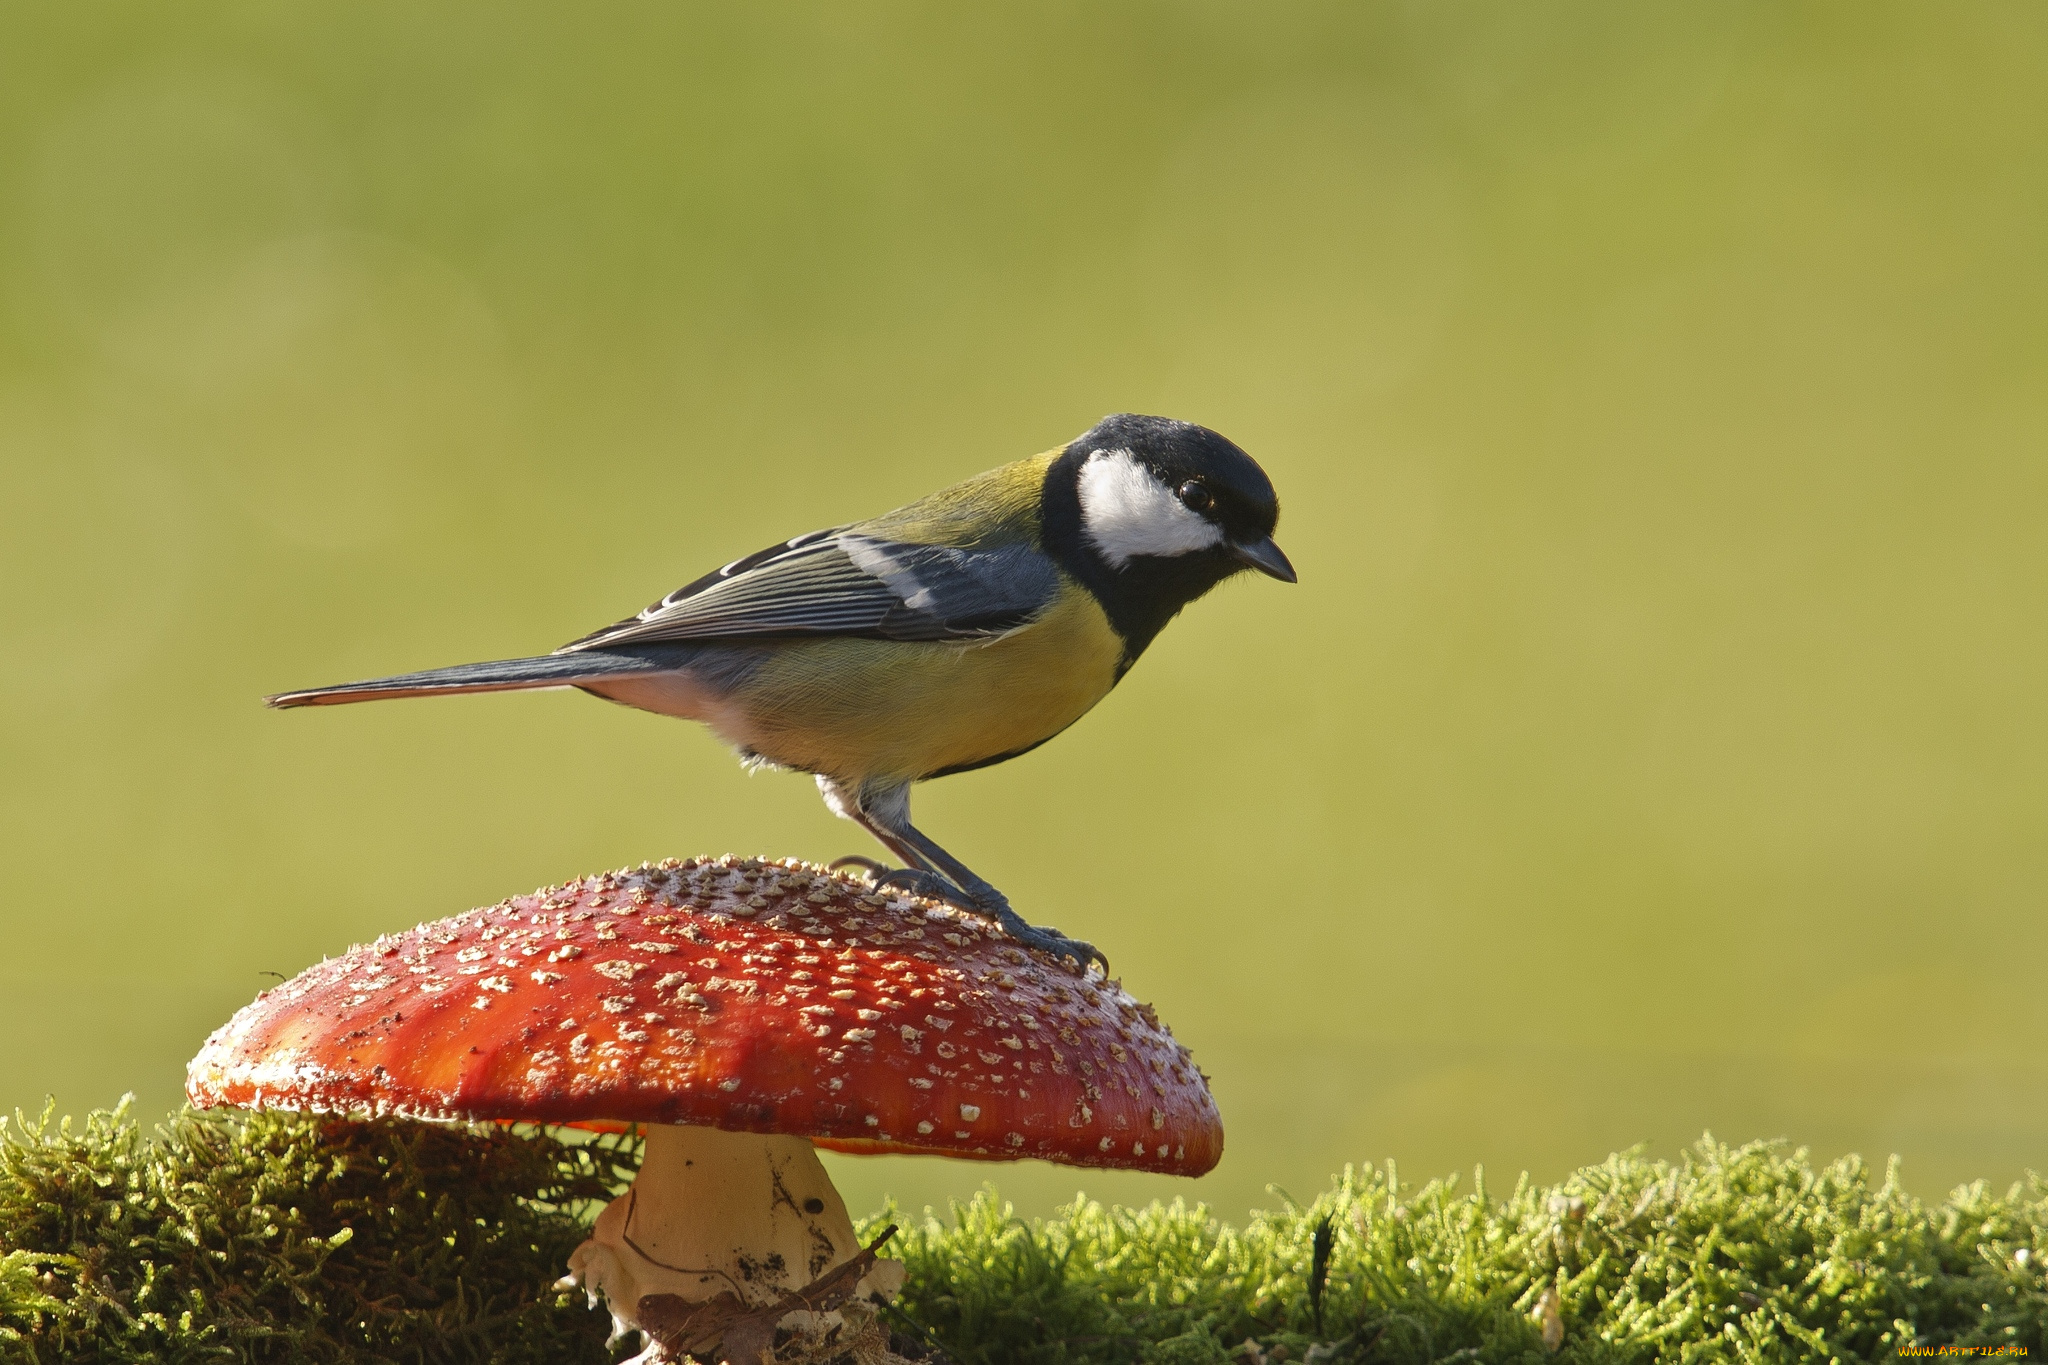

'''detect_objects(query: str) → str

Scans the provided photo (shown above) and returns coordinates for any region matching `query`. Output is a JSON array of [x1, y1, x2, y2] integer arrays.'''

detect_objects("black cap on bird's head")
[[1042, 413, 1294, 664]]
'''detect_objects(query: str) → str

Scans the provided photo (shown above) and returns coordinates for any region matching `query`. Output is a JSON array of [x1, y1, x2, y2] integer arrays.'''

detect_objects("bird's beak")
[[1230, 536, 1297, 583]]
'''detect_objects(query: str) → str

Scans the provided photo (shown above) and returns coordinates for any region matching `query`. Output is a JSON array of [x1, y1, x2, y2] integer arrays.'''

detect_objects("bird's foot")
[[991, 910, 1108, 977], [864, 870, 1106, 975], [870, 867, 960, 902], [827, 855, 893, 878]]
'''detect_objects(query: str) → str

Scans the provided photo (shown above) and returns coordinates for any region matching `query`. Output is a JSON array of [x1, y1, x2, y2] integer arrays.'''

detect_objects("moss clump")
[[0, 1098, 634, 1364], [884, 1140, 2047, 1364], [3, 1107, 2044, 1364]]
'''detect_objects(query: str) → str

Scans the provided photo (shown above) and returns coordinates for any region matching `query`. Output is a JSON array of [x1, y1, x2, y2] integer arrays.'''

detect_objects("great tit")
[[270, 413, 1294, 969]]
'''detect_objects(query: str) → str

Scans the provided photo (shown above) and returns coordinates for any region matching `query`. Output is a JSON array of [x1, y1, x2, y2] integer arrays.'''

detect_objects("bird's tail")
[[266, 651, 670, 708]]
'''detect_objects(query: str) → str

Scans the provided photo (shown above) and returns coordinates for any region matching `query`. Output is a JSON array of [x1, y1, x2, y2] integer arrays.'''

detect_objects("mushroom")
[[187, 856, 1223, 1362]]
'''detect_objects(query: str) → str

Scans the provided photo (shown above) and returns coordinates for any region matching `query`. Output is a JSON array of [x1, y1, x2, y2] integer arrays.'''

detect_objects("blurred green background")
[[3, 2, 2044, 1225]]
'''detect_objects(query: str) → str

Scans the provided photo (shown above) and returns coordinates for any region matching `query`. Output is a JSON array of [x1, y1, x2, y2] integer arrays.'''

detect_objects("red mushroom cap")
[[188, 858, 1222, 1175]]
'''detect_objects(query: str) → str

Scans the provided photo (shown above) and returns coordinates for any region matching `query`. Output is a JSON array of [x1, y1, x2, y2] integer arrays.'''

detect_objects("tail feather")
[[266, 651, 670, 708]]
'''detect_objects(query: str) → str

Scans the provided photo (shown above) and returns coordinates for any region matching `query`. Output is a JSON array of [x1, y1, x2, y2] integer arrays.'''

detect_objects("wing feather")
[[557, 529, 1060, 652]]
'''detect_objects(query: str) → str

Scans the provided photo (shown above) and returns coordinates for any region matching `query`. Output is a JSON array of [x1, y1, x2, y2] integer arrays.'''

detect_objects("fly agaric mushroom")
[[187, 857, 1223, 1362]]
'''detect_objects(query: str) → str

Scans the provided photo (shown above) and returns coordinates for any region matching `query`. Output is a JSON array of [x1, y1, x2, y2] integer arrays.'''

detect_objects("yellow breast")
[[721, 583, 1125, 783]]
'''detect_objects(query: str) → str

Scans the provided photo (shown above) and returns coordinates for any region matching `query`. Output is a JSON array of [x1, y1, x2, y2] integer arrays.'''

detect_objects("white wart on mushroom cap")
[[188, 856, 1222, 1167]]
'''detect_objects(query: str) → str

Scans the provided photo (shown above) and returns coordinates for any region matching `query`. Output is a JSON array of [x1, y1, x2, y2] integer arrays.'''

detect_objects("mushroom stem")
[[560, 1124, 904, 1347]]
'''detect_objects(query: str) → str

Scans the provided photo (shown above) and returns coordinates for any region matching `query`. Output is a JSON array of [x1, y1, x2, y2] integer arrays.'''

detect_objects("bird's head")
[[1043, 413, 1294, 662], [1066, 413, 1294, 584]]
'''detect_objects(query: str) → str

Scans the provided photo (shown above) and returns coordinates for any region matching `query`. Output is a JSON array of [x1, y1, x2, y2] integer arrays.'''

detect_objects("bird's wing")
[[557, 527, 1062, 652]]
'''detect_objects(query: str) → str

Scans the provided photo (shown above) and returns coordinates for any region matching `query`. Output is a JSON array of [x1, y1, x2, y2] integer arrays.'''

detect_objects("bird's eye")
[[1177, 481, 1212, 513]]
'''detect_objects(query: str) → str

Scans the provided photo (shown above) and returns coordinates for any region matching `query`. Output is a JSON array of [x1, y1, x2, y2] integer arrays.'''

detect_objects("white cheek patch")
[[1076, 449, 1224, 567]]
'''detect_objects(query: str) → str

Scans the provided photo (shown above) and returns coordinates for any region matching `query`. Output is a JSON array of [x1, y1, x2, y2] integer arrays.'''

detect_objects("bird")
[[269, 413, 1295, 970]]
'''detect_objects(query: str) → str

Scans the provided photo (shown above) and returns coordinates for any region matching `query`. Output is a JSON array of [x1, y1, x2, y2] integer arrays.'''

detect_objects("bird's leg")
[[816, 776, 1105, 973], [866, 800, 1105, 975], [816, 775, 958, 900], [891, 826, 1107, 975], [841, 826, 962, 906]]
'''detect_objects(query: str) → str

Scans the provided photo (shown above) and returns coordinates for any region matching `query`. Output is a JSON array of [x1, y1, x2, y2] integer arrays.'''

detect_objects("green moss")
[[885, 1143, 2047, 1364], [4, 1106, 2043, 1365], [0, 1099, 635, 1364]]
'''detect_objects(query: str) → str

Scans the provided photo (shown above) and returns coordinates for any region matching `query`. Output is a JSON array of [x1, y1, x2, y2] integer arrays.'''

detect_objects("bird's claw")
[[998, 917, 1109, 977], [869, 867, 959, 900], [857, 869, 1107, 976]]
